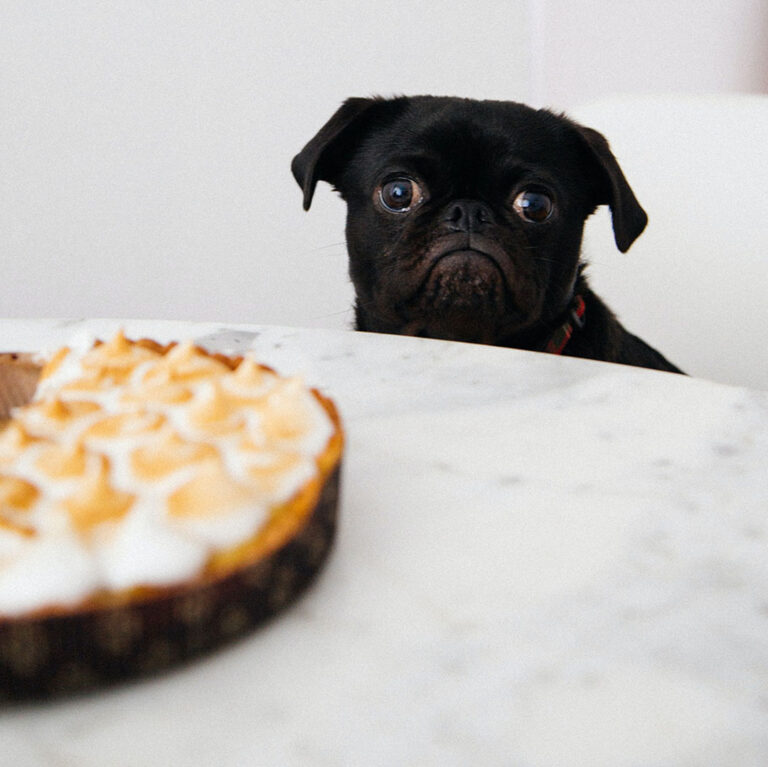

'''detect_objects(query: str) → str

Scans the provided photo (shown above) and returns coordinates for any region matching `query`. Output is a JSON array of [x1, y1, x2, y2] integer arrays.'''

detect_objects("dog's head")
[[292, 96, 647, 344]]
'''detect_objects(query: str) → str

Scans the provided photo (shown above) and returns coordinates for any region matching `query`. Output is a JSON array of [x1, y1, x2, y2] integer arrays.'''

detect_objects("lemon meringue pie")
[[0, 332, 343, 698]]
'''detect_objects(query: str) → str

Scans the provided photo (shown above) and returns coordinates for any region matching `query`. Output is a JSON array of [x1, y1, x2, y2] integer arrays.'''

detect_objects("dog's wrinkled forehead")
[[352, 98, 584, 193]]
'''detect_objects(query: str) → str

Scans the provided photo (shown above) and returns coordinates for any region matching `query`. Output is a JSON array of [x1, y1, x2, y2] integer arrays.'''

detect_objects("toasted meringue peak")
[[89, 328, 132, 358], [261, 377, 312, 443], [83, 410, 165, 440], [167, 459, 253, 519], [121, 380, 193, 406], [42, 398, 101, 423], [131, 430, 217, 480], [232, 357, 272, 390], [245, 451, 305, 497], [35, 442, 89, 479], [0, 474, 39, 510], [144, 341, 230, 384], [15, 398, 101, 439], [238, 430, 267, 452], [0, 422, 38, 461], [39, 346, 71, 382], [63, 458, 135, 533], [61, 367, 113, 392], [0, 515, 36, 538], [187, 381, 244, 435], [81, 329, 161, 375]]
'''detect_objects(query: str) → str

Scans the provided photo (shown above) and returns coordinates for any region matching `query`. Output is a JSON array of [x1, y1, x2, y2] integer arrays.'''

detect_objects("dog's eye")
[[378, 178, 423, 213], [513, 190, 553, 223]]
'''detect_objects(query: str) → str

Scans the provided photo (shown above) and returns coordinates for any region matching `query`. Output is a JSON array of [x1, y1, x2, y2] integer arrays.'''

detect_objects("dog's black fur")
[[292, 95, 683, 373]]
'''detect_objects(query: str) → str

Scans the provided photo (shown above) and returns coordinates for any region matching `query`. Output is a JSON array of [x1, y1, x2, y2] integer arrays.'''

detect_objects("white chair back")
[[569, 94, 768, 390]]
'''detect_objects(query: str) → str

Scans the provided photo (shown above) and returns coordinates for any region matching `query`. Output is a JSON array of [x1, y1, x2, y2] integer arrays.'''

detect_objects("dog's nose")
[[443, 199, 495, 233]]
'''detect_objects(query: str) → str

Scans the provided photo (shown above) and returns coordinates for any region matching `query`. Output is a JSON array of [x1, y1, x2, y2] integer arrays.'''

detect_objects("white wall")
[[0, 1, 532, 327], [1, 0, 765, 332], [530, 0, 768, 109]]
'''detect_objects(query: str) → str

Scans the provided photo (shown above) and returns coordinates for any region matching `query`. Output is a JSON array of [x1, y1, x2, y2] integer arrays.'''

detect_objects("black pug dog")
[[292, 95, 682, 373]]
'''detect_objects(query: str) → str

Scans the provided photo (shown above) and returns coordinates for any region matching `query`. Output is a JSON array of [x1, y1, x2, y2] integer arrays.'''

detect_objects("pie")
[[0, 331, 343, 699]]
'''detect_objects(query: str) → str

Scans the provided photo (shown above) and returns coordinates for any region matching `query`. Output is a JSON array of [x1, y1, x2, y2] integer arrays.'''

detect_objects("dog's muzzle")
[[424, 249, 505, 307]]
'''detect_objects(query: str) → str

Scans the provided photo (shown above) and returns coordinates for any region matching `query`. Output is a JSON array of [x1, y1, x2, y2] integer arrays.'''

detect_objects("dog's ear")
[[573, 125, 648, 253], [292, 97, 387, 211]]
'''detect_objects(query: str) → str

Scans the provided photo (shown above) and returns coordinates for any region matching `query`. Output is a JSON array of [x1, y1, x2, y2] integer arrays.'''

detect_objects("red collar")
[[544, 294, 586, 355]]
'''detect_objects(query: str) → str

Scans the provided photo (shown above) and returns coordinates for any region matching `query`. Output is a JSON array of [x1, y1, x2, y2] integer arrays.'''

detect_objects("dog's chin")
[[402, 250, 511, 344]]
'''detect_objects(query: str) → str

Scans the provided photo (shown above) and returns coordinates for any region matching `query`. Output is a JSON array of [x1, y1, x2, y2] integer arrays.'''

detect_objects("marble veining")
[[1, 318, 767, 767]]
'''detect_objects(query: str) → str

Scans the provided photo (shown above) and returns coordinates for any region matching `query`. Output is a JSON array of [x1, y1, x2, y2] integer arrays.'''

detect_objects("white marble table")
[[1, 319, 767, 767]]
